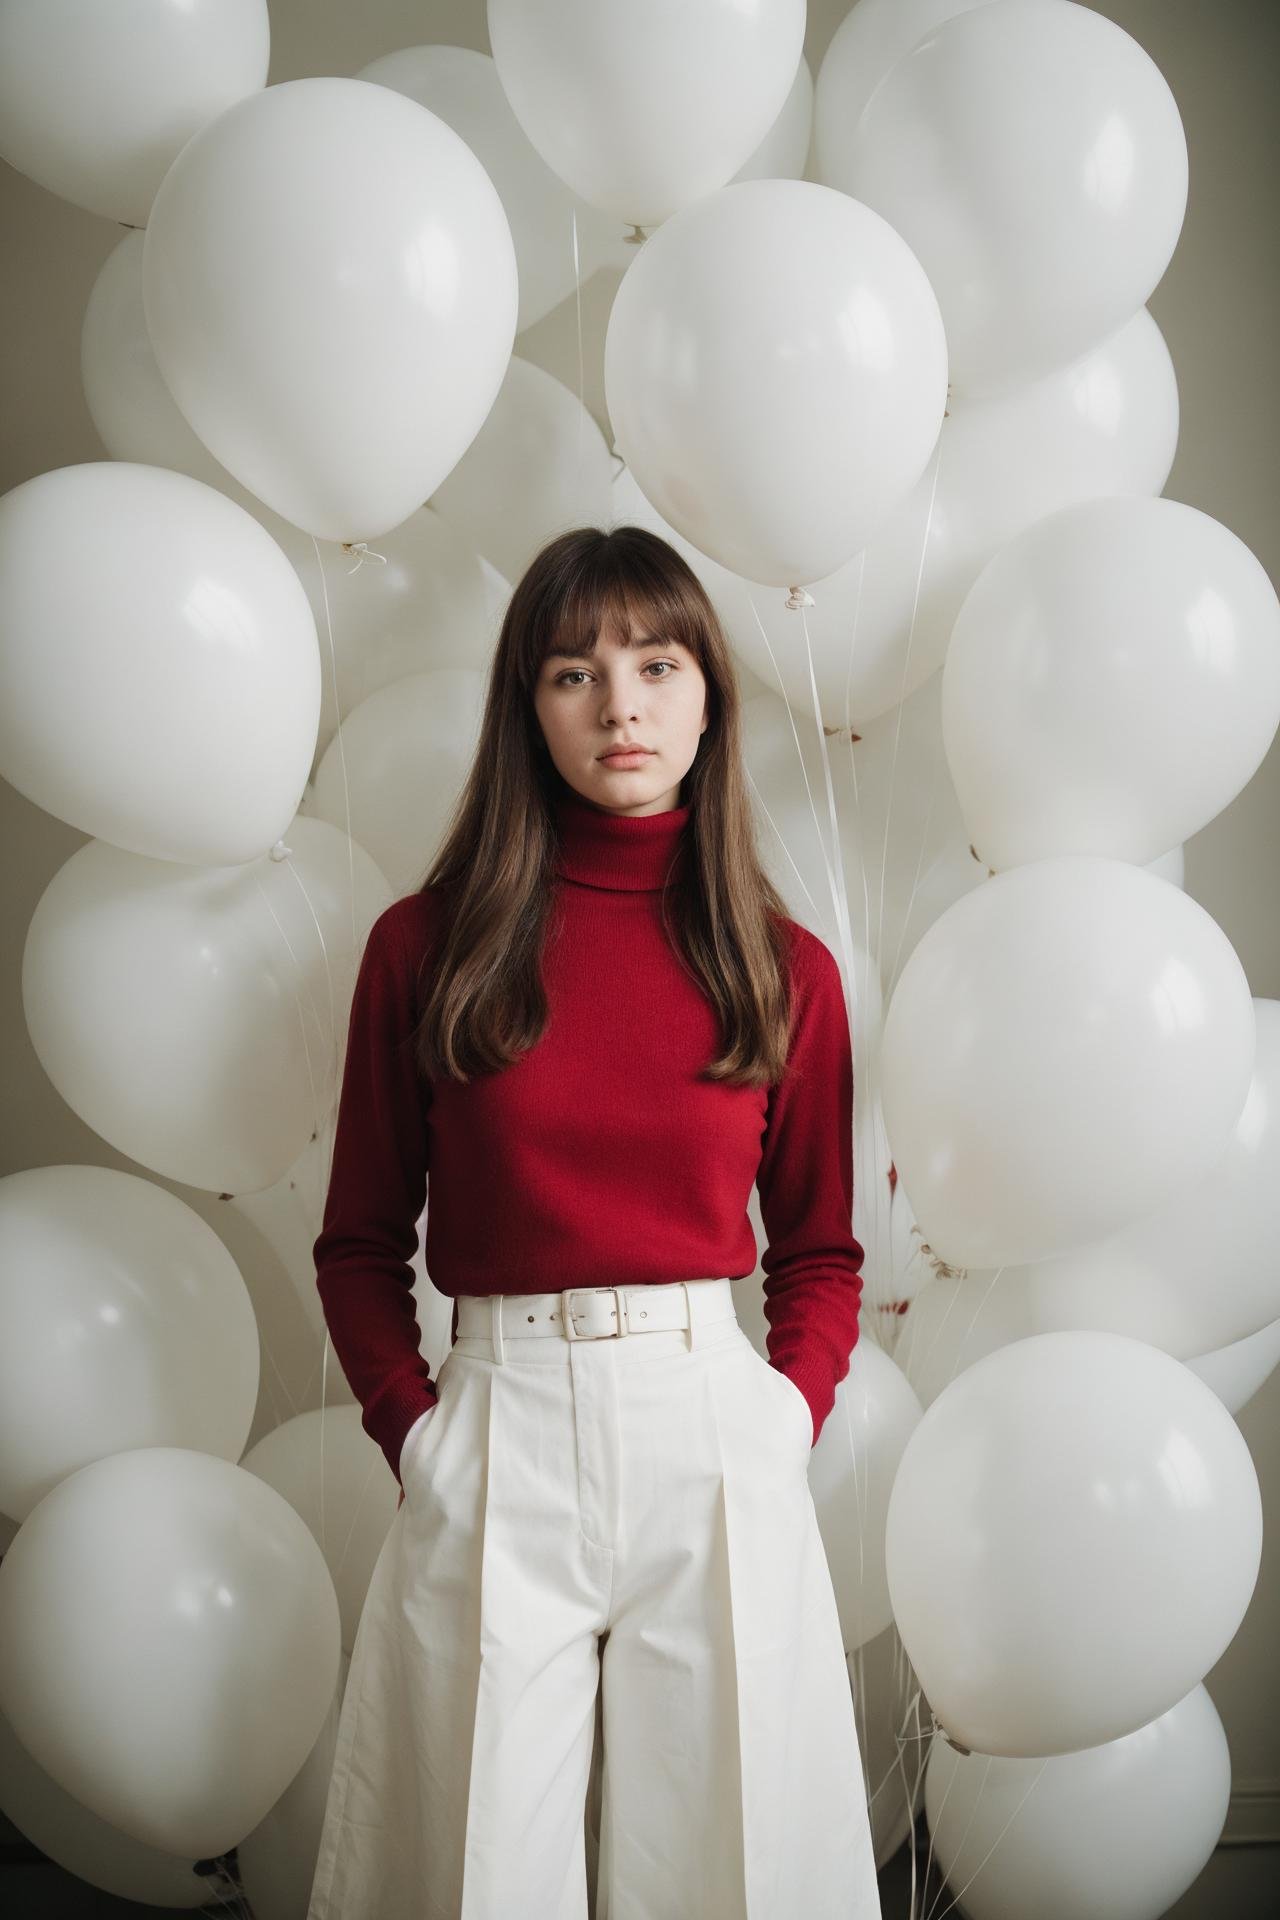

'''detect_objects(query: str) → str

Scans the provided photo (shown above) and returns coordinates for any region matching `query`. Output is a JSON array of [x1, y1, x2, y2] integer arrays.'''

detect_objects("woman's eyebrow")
[[544, 633, 681, 663]]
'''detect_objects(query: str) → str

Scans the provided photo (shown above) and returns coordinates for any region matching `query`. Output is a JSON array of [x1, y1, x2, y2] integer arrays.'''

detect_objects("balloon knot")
[[785, 586, 815, 609], [342, 540, 388, 573], [268, 839, 292, 863]]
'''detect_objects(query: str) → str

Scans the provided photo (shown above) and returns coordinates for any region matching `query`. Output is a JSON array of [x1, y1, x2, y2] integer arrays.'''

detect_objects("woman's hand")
[[395, 1399, 439, 1511]]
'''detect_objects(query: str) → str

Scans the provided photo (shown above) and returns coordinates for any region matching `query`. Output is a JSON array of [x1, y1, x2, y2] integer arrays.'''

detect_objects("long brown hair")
[[412, 524, 796, 1087]]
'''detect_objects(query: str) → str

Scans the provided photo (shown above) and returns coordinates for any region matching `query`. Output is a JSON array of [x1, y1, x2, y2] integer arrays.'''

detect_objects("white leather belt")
[[453, 1277, 738, 1342]]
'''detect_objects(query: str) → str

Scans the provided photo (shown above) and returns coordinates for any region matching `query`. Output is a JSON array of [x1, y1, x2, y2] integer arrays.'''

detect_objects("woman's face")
[[532, 619, 709, 816]]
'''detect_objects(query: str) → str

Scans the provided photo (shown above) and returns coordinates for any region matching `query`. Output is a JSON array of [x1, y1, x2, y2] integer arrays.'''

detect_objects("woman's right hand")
[[396, 1400, 439, 1504]]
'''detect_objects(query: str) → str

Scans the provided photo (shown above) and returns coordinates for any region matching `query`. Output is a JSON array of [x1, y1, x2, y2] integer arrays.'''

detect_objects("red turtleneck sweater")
[[314, 790, 865, 1484]]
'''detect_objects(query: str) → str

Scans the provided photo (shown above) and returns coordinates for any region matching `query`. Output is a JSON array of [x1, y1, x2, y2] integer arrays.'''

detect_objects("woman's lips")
[[599, 750, 654, 766]]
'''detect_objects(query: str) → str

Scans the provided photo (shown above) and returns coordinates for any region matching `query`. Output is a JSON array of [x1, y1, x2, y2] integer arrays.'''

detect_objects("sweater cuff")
[[365, 1365, 439, 1485], [776, 1350, 836, 1449]]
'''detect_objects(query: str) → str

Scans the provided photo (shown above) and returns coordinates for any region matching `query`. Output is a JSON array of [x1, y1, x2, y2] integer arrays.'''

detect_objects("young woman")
[[307, 525, 881, 1919]]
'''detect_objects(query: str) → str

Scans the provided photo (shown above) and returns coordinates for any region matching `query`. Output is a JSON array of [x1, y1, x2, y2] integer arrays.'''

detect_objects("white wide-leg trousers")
[[307, 1278, 881, 1920]]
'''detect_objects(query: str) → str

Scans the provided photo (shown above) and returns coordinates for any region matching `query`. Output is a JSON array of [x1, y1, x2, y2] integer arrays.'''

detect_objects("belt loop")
[[682, 1279, 695, 1352], [491, 1293, 505, 1365]]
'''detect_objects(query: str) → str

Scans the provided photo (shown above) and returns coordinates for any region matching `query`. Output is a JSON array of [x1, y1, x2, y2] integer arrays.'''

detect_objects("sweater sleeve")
[[755, 929, 866, 1448], [313, 899, 438, 1485]]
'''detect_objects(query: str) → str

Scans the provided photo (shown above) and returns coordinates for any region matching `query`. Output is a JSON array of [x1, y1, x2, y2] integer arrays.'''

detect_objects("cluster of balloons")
[[780, 7, 1273, 1918], [0, 3, 1277, 1918], [0, 2, 527, 1907]]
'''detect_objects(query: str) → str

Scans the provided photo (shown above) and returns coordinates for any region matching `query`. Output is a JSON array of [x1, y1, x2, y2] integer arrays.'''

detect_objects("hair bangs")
[[523, 530, 713, 680]]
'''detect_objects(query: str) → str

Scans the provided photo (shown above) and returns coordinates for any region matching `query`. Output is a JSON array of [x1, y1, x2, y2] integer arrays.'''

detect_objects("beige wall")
[[3, 0, 1276, 1838]]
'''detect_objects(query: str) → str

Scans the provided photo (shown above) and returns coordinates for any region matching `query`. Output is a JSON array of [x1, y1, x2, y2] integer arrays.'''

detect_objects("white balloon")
[[847, 674, 988, 998], [925, 1682, 1232, 1920], [22, 818, 394, 1193], [885, 1332, 1263, 1756], [224, 1129, 346, 1358], [0, 0, 268, 227], [237, 1653, 349, 1920], [897, 998, 1280, 1400], [487, 0, 806, 227], [853, 1098, 901, 1345], [80, 235, 502, 730], [305, 511, 500, 763], [739, 667, 984, 1006], [881, 1155, 958, 1337], [895, 1274, 1034, 1412], [0, 1708, 214, 1909], [942, 496, 1280, 870], [621, 305, 1177, 727], [143, 77, 518, 540], [879, 857, 1256, 1269], [226, 1143, 448, 1379], [998, 999, 1280, 1360], [1145, 841, 1185, 889], [590, 54, 816, 278], [819, 0, 1189, 396], [740, 668, 990, 1090], [932, 305, 1179, 555], [731, 50, 813, 184], [355, 44, 617, 332], [0, 462, 319, 864], [814, 0, 1003, 144], [307, 669, 486, 896], [606, 178, 947, 586], [241, 1408, 399, 1652], [428, 355, 614, 584], [0, 1449, 340, 1857], [0, 1166, 259, 1523], [900, 1276, 1280, 1427], [808, 1339, 924, 1654], [82, 233, 238, 494], [1188, 1316, 1280, 1418]]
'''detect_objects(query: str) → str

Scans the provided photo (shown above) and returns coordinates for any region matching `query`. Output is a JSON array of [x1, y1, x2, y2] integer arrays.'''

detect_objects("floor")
[[875, 1812, 1280, 1920], [2, 1810, 1277, 1917]]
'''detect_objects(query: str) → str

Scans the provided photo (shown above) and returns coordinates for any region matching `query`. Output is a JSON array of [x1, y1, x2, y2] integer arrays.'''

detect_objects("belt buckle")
[[563, 1286, 627, 1340]]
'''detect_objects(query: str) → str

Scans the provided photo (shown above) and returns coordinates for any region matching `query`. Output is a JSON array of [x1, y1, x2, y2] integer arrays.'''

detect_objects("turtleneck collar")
[[552, 787, 693, 892]]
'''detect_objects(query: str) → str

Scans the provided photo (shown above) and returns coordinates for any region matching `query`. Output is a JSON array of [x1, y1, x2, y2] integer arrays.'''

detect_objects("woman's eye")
[[555, 661, 676, 686]]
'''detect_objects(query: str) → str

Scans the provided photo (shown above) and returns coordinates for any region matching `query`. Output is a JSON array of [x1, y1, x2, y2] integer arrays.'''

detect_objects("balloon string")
[[895, 1262, 1007, 1412], [571, 206, 587, 484], [834, 545, 886, 1336], [217, 856, 339, 1454], [883, 749, 945, 1004], [857, 424, 946, 1354], [919, 1746, 989, 1920], [309, 529, 365, 1551], [877, 430, 944, 986], [743, 594, 841, 924], [742, 763, 823, 924], [913, 1701, 966, 1917], [889, 1685, 934, 1916], [190, 1851, 253, 1915], [240, 857, 349, 1445], [923, 1757, 1050, 1920]]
